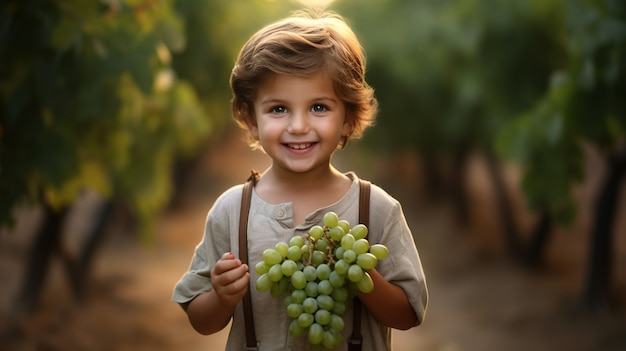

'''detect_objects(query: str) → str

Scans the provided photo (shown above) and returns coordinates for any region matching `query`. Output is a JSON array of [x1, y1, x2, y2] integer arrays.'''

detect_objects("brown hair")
[[230, 11, 378, 149]]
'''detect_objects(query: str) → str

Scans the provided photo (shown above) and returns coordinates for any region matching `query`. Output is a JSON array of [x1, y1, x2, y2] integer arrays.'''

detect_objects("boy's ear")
[[341, 117, 352, 137], [250, 122, 259, 139], [242, 108, 259, 139]]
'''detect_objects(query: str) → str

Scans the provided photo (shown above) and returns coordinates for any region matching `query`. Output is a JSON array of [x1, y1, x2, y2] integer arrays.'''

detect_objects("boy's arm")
[[186, 290, 237, 335], [357, 268, 418, 330], [185, 252, 250, 335]]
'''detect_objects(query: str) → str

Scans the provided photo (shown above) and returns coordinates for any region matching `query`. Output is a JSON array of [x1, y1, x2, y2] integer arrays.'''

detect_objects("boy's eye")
[[311, 104, 328, 113], [270, 106, 287, 114]]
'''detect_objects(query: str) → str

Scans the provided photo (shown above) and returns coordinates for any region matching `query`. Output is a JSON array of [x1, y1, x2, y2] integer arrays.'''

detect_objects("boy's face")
[[251, 72, 349, 174]]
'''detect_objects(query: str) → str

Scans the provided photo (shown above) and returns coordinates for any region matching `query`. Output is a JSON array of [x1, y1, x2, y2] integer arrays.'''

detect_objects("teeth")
[[288, 143, 312, 150]]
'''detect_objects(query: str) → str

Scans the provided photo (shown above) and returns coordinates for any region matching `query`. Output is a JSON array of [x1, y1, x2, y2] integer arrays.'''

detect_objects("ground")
[[1, 131, 625, 351]]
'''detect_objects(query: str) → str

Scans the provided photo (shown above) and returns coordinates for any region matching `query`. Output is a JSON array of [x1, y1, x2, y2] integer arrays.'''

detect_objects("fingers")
[[211, 253, 251, 306], [212, 252, 245, 275]]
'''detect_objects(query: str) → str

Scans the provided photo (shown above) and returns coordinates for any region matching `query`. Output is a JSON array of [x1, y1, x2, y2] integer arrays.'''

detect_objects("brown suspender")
[[238, 171, 370, 351], [348, 179, 370, 351], [239, 171, 260, 351]]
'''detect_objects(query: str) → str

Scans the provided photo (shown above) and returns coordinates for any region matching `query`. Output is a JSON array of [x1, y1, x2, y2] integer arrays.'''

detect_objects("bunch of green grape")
[[254, 211, 389, 349]]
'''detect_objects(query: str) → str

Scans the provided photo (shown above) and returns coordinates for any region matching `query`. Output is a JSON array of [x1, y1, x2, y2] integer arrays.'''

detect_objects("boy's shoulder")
[[210, 183, 246, 212], [370, 182, 400, 207], [350, 172, 401, 209]]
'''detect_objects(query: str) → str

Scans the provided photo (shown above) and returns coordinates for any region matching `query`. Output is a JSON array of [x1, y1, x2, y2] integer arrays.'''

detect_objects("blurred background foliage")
[[0, 0, 624, 313]]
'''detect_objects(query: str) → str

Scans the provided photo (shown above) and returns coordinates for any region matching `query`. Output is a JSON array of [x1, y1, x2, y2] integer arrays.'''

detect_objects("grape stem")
[[326, 245, 336, 265]]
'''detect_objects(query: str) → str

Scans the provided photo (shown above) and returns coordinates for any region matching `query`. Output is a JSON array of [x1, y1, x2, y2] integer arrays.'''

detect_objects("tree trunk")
[[522, 210, 552, 268], [72, 201, 113, 300], [583, 145, 626, 311], [484, 150, 521, 257], [450, 148, 470, 225], [421, 153, 445, 202], [15, 202, 68, 313]]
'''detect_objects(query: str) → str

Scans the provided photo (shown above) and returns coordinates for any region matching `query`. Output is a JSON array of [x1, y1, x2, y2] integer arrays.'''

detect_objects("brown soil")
[[1, 131, 625, 351]]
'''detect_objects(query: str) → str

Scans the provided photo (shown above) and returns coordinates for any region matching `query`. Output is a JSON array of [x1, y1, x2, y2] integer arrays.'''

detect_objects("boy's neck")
[[261, 164, 343, 189]]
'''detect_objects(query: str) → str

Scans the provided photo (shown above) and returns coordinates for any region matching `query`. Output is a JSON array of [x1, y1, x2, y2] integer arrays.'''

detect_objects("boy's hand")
[[210, 252, 250, 307]]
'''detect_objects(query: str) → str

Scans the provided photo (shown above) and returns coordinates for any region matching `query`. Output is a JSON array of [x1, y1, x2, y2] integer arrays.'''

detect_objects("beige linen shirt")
[[172, 172, 428, 351]]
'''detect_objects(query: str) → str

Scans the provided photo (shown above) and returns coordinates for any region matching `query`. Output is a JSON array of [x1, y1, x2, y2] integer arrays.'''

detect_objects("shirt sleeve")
[[171, 185, 242, 305], [368, 185, 429, 325]]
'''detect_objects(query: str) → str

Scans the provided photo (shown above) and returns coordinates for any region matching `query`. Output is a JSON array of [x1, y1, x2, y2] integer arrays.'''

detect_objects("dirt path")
[[1, 130, 625, 351]]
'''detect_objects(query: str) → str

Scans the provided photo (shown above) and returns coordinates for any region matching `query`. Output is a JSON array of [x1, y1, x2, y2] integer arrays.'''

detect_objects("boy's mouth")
[[287, 143, 313, 150]]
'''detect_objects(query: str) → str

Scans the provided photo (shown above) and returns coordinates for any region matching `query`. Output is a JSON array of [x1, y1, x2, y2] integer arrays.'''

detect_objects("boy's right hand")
[[210, 252, 250, 307]]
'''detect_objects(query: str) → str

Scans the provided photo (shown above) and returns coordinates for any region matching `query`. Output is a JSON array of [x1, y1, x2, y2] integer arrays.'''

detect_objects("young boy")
[[173, 11, 427, 350]]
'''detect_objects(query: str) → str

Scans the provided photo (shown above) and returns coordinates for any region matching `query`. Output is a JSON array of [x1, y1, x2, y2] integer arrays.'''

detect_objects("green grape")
[[334, 247, 345, 259], [283, 295, 293, 308], [255, 261, 270, 275], [356, 253, 378, 271], [316, 238, 330, 252], [343, 249, 356, 264], [268, 264, 284, 282], [287, 303, 304, 318], [316, 264, 331, 280], [303, 266, 317, 282], [255, 273, 271, 292], [337, 220, 351, 236], [302, 297, 318, 314], [308, 323, 324, 345], [316, 295, 334, 311], [287, 246, 303, 261], [271, 277, 288, 297], [329, 313, 345, 332], [283, 294, 293, 308], [281, 259, 298, 276], [291, 271, 307, 290], [262, 248, 283, 266], [350, 223, 368, 240], [317, 280, 333, 296], [341, 233, 355, 251], [278, 276, 289, 292], [255, 211, 390, 349], [323, 211, 339, 228], [323, 329, 342, 349], [330, 286, 348, 303], [329, 271, 345, 288], [311, 250, 325, 266], [348, 264, 364, 283], [291, 289, 307, 304], [332, 301, 346, 315], [298, 312, 314, 328], [301, 243, 310, 255], [334, 259, 350, 275], [301, 248, 310, 262], [289, 319, 307, 337], [356, 272, 374, 293], [327, 226, 345, 242], [289, 235, 305, 248], [352, 238, 370, 255], [305, 281, 319, 297], [308, 225, 324, 240], [315, 309, 331, 325], [370, 244, 389, 260], [275, 242, 289, 258]]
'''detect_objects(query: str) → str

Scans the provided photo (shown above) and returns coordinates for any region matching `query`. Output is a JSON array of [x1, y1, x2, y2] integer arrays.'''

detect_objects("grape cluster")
[[254, 211, 389, 349]]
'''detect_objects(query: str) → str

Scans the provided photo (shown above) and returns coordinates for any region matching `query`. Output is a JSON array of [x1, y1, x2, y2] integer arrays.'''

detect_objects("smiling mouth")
[[287, 143, 313, 150]]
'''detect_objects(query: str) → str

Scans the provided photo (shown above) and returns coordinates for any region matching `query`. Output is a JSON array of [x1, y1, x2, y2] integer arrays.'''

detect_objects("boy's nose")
[[287, 111, 310, 134]]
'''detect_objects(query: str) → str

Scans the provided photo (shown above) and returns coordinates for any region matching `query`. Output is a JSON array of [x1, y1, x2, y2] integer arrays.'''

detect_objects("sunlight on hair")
[[297, 0, 335, 8]]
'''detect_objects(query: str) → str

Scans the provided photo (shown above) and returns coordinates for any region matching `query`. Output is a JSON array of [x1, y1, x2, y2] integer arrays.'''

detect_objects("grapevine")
[[254, 211, 389, 349]]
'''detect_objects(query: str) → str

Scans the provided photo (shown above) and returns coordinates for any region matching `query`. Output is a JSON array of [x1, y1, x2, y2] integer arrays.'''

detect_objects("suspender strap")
[[349, 179, 370, 351], [239, 170, 260, 351]]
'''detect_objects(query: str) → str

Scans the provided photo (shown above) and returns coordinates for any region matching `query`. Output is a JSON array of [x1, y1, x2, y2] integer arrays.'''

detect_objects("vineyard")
[[1, 0, 625, 350]]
